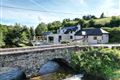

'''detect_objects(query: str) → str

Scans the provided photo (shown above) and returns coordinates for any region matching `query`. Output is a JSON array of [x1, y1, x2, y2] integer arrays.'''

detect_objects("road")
[[0, 44, 120, 55]]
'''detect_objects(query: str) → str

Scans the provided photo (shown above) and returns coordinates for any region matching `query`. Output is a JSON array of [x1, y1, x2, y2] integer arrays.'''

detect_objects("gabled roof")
[[75, 28, 108, 36], [61, 26, 78, 34]]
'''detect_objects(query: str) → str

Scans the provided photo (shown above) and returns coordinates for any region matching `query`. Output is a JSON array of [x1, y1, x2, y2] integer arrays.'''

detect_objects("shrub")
[[103, 27, 120, 43], [70, 48, 120, 79], [61, 41, 70, 44]]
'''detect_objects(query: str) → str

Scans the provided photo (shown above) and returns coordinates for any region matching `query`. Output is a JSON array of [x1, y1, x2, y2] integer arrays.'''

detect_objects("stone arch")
[[51, 58, 69, 66], [50, 58, 74, 72]]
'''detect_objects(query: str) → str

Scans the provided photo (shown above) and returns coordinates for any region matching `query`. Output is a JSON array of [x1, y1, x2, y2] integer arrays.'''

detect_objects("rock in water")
[[0, 67, 26, 80], [63, 74, 83, 80], [39, 61, 60, 75]]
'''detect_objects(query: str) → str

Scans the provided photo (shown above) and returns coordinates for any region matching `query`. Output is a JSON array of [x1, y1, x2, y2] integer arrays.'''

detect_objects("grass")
[[66, 15, 120, 26], [94, 17, 112, 25]]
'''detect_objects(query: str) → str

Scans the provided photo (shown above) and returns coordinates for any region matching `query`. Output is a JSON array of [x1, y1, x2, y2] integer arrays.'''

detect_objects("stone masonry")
[[0, 46, 80, 76], [0, 45, 120, 76]]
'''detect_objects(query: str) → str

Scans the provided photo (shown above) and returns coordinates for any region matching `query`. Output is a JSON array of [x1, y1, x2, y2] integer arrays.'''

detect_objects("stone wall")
[[0, 46, 79, 76], [1, 45, 119, 76]]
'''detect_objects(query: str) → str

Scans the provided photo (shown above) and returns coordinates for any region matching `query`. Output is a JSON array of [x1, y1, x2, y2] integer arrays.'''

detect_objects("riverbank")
[[29, 69, 73, 80]]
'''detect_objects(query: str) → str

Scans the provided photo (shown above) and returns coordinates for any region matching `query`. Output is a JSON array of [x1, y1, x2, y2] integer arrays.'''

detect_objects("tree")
[[47, 21, 62, 33], [78, 19, 85, 28], [20, 32, 28, 43], [88, 19, 95, 27], [62, 18, 71, 26], [30, 27, 35, 40], [100, 13, 105, 18], [70, 48, 120, 79], [0, 24, 11, 47], [35, 22, 48, 36], [83, 15, 97, 20], [4, 27, 21, 47], [4, 24, 30, 47], [103, 27, 120, 43], [0, 32, 4, 47], [21, 25, 30, 41], [110, 16, 120, 27], [73, 18, 80, 21]]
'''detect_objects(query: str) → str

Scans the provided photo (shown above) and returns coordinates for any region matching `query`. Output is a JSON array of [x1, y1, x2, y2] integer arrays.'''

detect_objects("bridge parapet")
[[0, 45, 78, 76]]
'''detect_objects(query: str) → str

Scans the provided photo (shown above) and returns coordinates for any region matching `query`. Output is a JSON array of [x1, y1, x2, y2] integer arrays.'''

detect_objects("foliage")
[[78, 19, 85, 28], [4, 24, 28, 47], [61, 41, 70, 44], [70, 48, 120, 79], [62, 16, 120, 28], [35, 22, 48, 36], [100, 13, 105, 18], [47, 21, 62, 33], [82, 15, 97, 20], [109, 16, 120, 27], [0, 24, 10, 47], [0, 23, 33, 48], [30, 27, 35, 40], [88, 19, 95, 27], [0, 32, 5, 47], [103, 27, 120, 43], [62, 18, 71, 25]]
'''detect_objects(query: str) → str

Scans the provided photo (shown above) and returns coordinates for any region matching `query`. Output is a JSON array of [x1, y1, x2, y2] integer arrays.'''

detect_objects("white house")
[[46, 24, 109, 44]]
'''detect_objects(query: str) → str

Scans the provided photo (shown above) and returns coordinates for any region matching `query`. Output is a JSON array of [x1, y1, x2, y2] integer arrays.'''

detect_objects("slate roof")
[[61, 26, 78, 34], [75, 28, 108, 36], [42, 32, 52, 35]]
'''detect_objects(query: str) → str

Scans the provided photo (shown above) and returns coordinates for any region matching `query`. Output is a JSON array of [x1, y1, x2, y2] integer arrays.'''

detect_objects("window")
[[94, 36, 97, 40], [59, 35, 62, 42], [48, 36, 54, 43], [70, 36, 73, 39]]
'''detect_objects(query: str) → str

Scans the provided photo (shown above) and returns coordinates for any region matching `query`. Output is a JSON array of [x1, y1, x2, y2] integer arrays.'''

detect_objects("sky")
[[0, 0, 120, 27]]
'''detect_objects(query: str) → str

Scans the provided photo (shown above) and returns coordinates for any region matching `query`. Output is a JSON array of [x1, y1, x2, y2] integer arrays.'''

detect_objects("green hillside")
[[62, 16, 120, 28], [94, 16, 120, 25]]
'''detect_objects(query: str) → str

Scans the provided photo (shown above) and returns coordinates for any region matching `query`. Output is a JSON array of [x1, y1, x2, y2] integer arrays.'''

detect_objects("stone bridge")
[[0, 44, 120, 76]]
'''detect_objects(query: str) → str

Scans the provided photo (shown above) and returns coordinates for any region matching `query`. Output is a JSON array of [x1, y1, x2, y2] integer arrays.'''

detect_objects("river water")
[[0, 61, 82, 80], [30, 61, 82, 80]]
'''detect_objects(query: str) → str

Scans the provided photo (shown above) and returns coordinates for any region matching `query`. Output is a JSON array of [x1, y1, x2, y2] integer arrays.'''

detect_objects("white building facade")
[[46, 24, 109, 44]]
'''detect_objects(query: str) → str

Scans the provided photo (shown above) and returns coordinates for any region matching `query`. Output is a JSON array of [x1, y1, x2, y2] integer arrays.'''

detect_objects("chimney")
[[77, 24, 81, 30]]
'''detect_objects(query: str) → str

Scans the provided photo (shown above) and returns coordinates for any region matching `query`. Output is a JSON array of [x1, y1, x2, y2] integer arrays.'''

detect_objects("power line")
[[0, 5, 83, 15], [29, 0, 57, 20]]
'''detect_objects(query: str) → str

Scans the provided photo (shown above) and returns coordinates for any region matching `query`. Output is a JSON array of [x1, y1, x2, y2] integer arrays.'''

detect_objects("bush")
[[61, 41, 70, 44], [70, 48, 120, 79], [103, 27, 120, 43]]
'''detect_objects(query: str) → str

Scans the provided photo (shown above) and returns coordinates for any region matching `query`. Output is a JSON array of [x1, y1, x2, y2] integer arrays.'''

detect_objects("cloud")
[[0, 7, 62, 27], [1, 0, 119, 27], [70, 0, 86, 5], [92, 0, 120, 17]]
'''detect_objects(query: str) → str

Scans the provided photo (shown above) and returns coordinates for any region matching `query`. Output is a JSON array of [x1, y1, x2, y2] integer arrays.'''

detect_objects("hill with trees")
[[0, 15, 120, 48], [35, 15, 120, 36]]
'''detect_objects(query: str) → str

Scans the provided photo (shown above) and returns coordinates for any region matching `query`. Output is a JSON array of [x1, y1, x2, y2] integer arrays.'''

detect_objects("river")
[[0, 61, 82, 80], [30, 61, 82, 80]]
